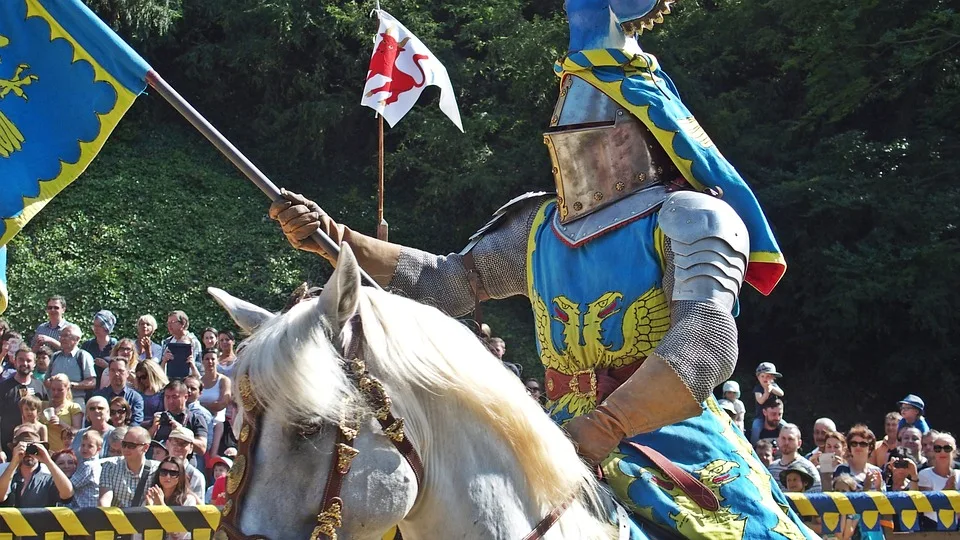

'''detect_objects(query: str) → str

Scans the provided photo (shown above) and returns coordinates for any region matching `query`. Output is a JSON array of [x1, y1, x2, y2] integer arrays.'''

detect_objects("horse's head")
[[211, 244, 418, 540]]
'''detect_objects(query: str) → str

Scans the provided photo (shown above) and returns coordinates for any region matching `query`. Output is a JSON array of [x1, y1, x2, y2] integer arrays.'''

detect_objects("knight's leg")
[[601, 398, 818, 540]]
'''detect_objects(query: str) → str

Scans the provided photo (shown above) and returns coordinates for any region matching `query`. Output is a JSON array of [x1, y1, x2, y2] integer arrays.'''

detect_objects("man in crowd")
[[98, 426, 156, 507], [805, 417, 837, 460], [45, 324, 96, 403], [183, 376, 213, 455], [159, 311, 203, 373], [149, 380, 207, 454], [0, 349, 47, 455], [33, 296, 71, 351], [767, 423, 821, 492], [0, 426, 73, 507], [166, 426, 206, 497], [752, 397, 786, 445], [95, 358, 144, 424], [70, 427, 126, 508]]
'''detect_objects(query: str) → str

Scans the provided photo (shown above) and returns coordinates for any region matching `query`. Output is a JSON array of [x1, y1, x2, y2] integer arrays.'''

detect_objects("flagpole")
[[376, 114, 388, 241], [144, 70, 383, 290]]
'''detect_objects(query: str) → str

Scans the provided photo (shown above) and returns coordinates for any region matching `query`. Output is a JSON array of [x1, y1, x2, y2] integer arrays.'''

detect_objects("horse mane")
[[235, 285, 604, 515]]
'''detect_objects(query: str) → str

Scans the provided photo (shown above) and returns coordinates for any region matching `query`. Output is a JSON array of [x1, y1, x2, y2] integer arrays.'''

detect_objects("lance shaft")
[[146, 71, 382, 290]]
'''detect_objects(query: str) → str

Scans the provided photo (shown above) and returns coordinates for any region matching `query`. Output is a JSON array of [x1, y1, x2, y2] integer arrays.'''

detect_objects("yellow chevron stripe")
[[45, 533, 64, 540], [865, 491, 896, 514], [823, 491, 857, 515], [906, 491, 935, 512], [0, 509, 37, 537], [144, 530, 164, 540], [148, 505, 187, 531], [787, 494, 818, 517], [945, 490, 960, 512], [193, 529, 213, 540], [196, 504, 222, 530], [94, 530, 115, 540], [101, 506, 137, 534], [49, 506, 90, 535]]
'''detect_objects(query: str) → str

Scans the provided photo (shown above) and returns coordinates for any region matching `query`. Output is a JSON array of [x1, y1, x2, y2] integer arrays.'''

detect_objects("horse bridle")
[[218, 315, 569, 540]]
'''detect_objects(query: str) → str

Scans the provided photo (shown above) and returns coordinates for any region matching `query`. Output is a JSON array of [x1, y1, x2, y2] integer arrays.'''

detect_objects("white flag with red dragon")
[[360, 9, 463, 131]]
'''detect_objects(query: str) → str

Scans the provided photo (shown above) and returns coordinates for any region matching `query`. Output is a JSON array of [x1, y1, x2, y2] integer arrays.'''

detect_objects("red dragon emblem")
[[365, 33, 429, 105]]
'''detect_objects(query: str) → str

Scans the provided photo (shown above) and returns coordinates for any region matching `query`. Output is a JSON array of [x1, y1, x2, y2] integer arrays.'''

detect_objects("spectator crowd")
[[0, 295, 238, 515], [2, 296, 956, 540], [716, 361, 955, 537]]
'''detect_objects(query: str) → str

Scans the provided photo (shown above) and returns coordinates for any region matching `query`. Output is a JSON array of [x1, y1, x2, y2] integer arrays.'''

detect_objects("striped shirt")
[[34, 320, 71, 348], [70, 457, 121, 509], [99, 458, 157, 508]]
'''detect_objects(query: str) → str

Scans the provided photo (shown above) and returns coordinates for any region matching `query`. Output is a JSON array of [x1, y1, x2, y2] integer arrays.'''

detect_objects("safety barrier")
[[787, 491, 960, 534], [0, 505, 220, 539]]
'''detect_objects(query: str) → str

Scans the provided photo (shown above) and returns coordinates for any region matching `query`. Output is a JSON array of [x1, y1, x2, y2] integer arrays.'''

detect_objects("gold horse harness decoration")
[[218, 312, 576, 540]]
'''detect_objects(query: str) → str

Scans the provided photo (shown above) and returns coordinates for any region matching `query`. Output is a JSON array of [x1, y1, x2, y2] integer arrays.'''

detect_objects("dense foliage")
[[5, 0, 958, 434]]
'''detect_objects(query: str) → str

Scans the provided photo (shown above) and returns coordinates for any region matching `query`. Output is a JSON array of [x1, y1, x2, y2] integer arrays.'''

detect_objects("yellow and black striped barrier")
[[787, 491, 960, 533], [0, 505, 220, 539]]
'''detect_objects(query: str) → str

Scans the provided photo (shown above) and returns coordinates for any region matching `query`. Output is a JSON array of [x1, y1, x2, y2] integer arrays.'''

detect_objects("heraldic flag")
[[361, 9, 463, 132], [0, 0, 150, 313]]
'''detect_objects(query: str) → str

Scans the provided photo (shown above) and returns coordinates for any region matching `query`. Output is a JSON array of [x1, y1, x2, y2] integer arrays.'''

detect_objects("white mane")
[[235, 283, 607, 521]]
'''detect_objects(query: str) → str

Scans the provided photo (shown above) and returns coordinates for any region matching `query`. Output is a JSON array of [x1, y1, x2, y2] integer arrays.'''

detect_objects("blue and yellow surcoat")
[[526, 200, 815, 540]]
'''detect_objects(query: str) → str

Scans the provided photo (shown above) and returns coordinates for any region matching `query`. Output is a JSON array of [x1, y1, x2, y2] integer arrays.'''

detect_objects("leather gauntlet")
[[564, 354, 702, 465], [269, 189, 400, 286]]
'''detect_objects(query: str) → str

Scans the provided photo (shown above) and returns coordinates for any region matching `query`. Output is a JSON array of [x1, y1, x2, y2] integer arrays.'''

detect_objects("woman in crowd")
[[135, 314, 163, 360], [145, 456, 200, 512], [199, 348, 232, 415], [109, 396, 133, 427], [41, 374, 84, 452], [72, 396, 113, 457], [887, 426, 924, 492], [81, 310, 117, 386], [216, 330, 238, 378], [134, 360, 169, 422], [200, 327, 218, 351], [98, 338, 138, 389], [813, 430, 847, 488], [898, 426, 926, 468], [833, 424, 884, 491], [918, 432, 960, 530], [52, 449, 79, 478], [871, 411, 902, 467]]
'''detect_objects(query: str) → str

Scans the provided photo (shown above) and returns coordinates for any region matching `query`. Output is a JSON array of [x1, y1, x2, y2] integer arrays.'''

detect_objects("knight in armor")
[[270, 1, 815, 538]]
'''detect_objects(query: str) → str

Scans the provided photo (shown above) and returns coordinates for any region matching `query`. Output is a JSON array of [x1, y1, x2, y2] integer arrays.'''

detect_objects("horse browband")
[[219, 313, 568, 540]]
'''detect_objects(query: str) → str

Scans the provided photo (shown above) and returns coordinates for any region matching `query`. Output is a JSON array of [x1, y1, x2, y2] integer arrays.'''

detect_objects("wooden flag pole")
[[376, 114, 388, 241], [145, 70, 383, 290]]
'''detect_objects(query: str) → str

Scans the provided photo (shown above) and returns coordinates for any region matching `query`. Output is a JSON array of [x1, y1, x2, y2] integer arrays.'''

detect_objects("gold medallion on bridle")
[[239, 424, 251, 443], [237, 375, 258, 413], [227, 455, 247, 495], [223, 499, 234, 517]]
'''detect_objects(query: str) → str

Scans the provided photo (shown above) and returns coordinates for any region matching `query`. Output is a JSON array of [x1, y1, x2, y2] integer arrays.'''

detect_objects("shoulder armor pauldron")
[[658, 191, 749, 311], [460, 192, 553, 255]]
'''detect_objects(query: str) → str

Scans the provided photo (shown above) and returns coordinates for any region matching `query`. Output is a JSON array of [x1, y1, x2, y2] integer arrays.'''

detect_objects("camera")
[[159, 412, 173, 426], [25, 443, 39, 456]]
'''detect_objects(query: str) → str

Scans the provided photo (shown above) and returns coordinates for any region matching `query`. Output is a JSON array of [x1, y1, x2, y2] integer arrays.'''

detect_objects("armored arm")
[[565, 191, 749, 463], [271, 190, 547, 318]]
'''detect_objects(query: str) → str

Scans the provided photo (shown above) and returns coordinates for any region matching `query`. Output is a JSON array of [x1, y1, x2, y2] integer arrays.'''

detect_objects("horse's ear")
[[319, 243, 362, 328], [207, 287, 275, 334]]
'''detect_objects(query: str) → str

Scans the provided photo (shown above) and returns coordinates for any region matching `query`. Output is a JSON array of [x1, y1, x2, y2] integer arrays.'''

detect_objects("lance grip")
[[145, 70, 382, 290]]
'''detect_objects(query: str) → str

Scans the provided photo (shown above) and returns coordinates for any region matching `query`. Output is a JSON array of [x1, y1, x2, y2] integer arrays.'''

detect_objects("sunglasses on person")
[[45, 305, 61, 311], [158, 467, 181, 477], [136, 374, 148, 381], [934, 445, 955, 453], [110, 408, 127, 415], [120, 441, 145, 449], [848, 440, 871, 448]]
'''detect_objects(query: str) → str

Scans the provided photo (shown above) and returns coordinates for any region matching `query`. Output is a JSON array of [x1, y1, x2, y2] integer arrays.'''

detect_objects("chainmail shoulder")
[[388, 196, 549, 318], [655, 299, 738, 404]]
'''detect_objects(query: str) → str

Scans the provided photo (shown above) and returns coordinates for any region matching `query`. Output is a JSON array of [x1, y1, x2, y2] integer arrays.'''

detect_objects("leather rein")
[[218, 315, 568, 540]]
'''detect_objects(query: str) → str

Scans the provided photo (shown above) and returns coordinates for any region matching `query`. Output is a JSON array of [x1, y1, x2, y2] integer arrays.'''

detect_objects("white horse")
[[210, 244, 628, 540]]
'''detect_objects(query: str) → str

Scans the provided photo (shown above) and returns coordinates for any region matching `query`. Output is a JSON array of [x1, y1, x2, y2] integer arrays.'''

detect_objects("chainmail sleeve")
[[654, 238, 739, 403], [386, 196, 547, 318]]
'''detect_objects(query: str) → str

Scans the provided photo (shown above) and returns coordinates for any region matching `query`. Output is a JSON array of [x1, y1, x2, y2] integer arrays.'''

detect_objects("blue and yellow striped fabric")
[[0, 0, 150, 312], [787, 490, 960, 533]]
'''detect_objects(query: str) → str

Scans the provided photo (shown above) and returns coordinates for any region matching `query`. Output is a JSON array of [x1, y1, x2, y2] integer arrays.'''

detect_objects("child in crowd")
[[719, 380, 746, 431], [751, 362, 785, 442], [77, 430, 103, 462], [206, 456, 233, 504], [33, 346, 53, 382], [754, 439, 775, 466], [897, 394, 930, 434], [18, 395, 48, 443], [60, 427, 75, 451]]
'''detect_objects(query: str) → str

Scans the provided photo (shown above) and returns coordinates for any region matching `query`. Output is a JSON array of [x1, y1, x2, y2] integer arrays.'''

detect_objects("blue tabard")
[[526, 199, 817, 540]]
